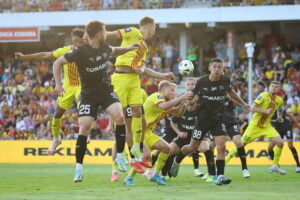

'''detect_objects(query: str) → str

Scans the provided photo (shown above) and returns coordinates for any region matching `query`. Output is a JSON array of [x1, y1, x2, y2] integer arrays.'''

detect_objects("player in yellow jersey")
[[107, 17, 176, 170], [15, 28, 84, 154], [111, 88, 149, 182], [225, 81, 287, 175], [123, 81, 192, 186]]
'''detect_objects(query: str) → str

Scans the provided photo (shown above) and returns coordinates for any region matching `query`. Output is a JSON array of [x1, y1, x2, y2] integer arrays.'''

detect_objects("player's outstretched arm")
[[53, 56, 68, 95], [15, 51, 53, 61], [250, 103, 273, 115], [169, 101, 186, 117], [227, 89, 250, 114], [157, 92, 193, 111], [106, 31, 121, 39], [110, 43, 141, 56], [144, 68, 176, 82]]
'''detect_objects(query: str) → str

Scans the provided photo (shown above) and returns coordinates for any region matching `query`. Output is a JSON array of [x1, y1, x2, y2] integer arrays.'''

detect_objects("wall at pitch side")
[[0, 140, 299, 165]]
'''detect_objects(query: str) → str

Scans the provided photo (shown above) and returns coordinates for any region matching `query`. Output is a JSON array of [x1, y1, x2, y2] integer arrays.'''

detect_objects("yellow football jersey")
[[52, 45, 80, 87], [144, 92, 168, 131], [115, 27, 148, 68], [251, 92, 284, 128]]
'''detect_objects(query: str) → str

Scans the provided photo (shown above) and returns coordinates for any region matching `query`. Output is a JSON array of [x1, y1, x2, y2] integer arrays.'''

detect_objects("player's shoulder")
[[220, 75, 230, 82], [275, 95, 284, 103], [257, 92, 268, 99], [197, 74, 209, 82]]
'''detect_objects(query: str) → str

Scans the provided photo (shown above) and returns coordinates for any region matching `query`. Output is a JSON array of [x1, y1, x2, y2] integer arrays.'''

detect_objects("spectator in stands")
[[214, 38, 226, 60]]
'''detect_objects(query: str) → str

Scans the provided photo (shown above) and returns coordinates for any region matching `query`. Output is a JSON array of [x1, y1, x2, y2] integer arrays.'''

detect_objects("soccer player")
[[269, 108, 300, 173], [107, 17, 176, 170], [53, 20, 140, 182], [226, 81, 287, 175], [123, 81, 192, 186], [224, 97, 250, 178], [15, 28, 84, 155], [170, 58, 250, 185], [111, 88, 149, 182]]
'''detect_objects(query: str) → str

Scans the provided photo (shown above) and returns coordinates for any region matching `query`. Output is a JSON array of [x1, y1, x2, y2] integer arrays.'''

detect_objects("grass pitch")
[[0, 164, 299, 200]]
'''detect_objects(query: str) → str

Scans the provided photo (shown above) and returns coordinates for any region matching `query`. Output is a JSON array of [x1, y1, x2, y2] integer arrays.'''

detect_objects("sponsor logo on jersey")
[[203, 95, 225, 101], [86, 64, 107, 72], [124, 28, 132, 33]]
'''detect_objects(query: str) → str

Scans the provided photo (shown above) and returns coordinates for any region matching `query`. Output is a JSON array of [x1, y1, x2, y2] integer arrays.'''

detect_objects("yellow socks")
[[225, 147, 237, 164], [132, 117, 142, 145], [51, 117, 62, 139], [154, 152, 169, 174], [273, 146, 283, 166]]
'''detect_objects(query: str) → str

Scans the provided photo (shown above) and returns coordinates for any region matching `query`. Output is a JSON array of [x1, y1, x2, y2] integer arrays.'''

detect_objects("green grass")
[[0, 164, 299, 200]]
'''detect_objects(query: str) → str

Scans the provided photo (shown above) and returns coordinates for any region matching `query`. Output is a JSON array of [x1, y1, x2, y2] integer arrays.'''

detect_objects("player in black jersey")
[[53, 20, 140, 182], [223, 97, 250, 178], [269, 108, 300, 172], [171, 58, 250, 185]]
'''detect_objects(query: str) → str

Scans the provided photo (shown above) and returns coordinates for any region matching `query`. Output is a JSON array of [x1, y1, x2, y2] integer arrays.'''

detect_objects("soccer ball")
[[178, 60, 194, 76]]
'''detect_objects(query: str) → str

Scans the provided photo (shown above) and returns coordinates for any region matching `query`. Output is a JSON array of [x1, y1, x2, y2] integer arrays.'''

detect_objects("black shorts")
[[192, 120, 227, 140], [173, 134, 192, 149], [125, 106, 144, 118], [78, 91, 119, 119], [226, 122, 241, 139], [161, 132, 178, 143], [274, 123, 293, 140]]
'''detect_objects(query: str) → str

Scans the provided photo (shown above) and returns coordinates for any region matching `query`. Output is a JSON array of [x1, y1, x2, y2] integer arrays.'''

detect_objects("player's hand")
[[182, 91, 194, 100], [55, 84, 65, 96], [243, 104, 250, 114], [179, 132, 188, 138], [277, 117, 284, 123], [163, 72, 176, 83], [128, 43, 141, 50], [15, 52, 24, 60], [296, 123, 300, 129], [266, 108, 273, 115]]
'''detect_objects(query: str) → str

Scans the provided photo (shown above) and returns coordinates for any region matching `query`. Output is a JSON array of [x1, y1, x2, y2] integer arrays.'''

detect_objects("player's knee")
[[131, 107, 142, 118], [79, 125, 91, 136], [216, 144, 226, 153], [162, 144, 170, 154], [114, 114, 125, 125], [288, 142, 294, 149], [277, 141, 284, 148]]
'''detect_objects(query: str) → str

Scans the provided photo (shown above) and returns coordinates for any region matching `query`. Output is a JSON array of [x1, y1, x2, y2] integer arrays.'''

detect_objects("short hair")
[[85, 20, 105, 39], [270, 81, 281, 85], [71, 28, 84, 38], [210, 58, 223, 64], [158, 80, 176, 92], [186, 78, 196, 82], [139, 16, 155, 27]]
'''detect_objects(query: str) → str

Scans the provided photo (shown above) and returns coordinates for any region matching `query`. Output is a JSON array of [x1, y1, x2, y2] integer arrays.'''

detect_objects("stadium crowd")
[[0, 36, 300, 141], [0, 0, 298, 13]]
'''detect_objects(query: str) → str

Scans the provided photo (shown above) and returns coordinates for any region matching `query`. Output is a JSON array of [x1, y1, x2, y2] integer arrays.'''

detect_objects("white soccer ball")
[[178, 60, 194, 76]]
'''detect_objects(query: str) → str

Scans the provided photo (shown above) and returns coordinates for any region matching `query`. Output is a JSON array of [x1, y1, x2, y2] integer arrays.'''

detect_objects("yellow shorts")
[[144, 129, 161, 151], [111, 73, 142, 108], [242, 123, 280, 144], [57, 86, 81, 110]]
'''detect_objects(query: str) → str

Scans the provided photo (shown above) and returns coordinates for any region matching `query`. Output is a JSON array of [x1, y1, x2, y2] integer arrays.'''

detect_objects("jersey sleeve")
[[64, 46, 79, 63], [151, 93, 165, 106], [277, 97, 284, 108], [254, 93, 265, 105], [192, 78, 201, 94], [52, 46, 70, 58], [225, 76, 233, 91], [103, 43, 112, 59], [118, 27, 138, 40]]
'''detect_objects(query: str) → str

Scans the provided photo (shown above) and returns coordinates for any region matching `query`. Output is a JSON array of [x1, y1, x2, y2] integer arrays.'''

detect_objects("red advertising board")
[[0, 27, 39, 42]]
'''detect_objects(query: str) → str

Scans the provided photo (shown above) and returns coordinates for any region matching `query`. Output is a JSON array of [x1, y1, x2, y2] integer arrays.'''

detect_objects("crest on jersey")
[[257, 96, 262, 100], [124, 28, 132, 33], [157, 95, 163, 99]]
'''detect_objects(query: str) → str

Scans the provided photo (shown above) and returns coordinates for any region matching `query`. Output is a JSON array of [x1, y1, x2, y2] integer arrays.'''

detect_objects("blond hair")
[[158, 80, 176, 92]]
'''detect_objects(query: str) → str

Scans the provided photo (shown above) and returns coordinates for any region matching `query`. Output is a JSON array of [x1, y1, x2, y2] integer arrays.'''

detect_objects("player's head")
[[209, 58, 224, 76], [71, 28, 84, 46], [85, 20, 106, 43], [185, 78, 196, 91], [158, 80, 177, 100], [269, 81, 281, 95], [139, 16, 156, 40]]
